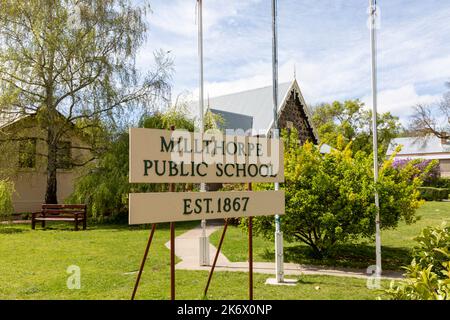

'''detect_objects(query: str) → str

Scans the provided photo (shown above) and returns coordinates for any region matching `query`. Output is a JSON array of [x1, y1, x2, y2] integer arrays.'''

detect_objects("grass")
[[210, 201, 450, 271], [0, 220, 387, 300]]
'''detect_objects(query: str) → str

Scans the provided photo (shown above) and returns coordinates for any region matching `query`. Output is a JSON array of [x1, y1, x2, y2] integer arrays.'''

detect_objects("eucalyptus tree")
[[312, 99, 401, 154], [0, 0, 172, 203]]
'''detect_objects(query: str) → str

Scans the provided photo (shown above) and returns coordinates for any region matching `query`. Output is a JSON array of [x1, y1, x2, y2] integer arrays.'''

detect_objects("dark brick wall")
[[278, 90, 317, 145]]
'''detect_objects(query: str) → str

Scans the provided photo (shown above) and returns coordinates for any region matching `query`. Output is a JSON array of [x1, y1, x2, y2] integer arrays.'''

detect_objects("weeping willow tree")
[[0, 179, 14, 220], [68, 109, 195, 221], [0, 0, 172, 204]]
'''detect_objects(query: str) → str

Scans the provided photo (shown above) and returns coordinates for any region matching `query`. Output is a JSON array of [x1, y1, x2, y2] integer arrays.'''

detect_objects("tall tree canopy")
[[0, 0, 172, 203], [312, 100, 402, 154]]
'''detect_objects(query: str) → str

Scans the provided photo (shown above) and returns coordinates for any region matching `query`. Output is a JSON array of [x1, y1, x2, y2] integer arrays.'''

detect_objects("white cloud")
[[196, 74, 271, 99], [138, 0, 450, 122], [148, 0, 252, 37], [362, 85, 441, 123]]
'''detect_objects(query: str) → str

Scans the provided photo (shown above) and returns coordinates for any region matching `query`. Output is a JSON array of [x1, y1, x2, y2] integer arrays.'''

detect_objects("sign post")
[[131, 223, 156, 300], [271, 0, 285, 284], [129, 128, 285, 300], [169, 183, 175, 300], [204, 219, 228, 297], [248, 182, 253, 300], [369, 0, 382, 278], [197, 0, 209, 267]]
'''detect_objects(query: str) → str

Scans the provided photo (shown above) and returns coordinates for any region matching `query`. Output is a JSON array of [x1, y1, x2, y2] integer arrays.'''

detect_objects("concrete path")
[[165, 223, 403, 280], [1, 220, 30, 224]]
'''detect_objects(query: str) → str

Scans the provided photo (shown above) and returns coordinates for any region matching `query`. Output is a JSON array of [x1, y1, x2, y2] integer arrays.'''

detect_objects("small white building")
[[387, 135, 450, 178]]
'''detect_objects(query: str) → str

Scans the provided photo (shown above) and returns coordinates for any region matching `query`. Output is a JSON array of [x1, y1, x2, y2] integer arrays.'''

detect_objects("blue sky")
[[136, 0, 450, 124]]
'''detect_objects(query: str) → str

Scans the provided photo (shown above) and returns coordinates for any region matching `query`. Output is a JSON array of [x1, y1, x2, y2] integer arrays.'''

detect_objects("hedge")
[[418, 187, 450, 201], [423, 177, 450, 189]]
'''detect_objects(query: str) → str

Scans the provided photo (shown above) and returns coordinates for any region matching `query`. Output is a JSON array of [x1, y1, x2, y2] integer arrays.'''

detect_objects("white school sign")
[[129, 191, 285, 224], [128, 128, 285, 224], [129, 128, 284, 183]]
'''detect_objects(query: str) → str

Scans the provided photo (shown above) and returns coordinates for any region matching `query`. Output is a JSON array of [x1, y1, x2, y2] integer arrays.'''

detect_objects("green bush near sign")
[[385, 224, 450, 300], [250, 129, 433, 258]]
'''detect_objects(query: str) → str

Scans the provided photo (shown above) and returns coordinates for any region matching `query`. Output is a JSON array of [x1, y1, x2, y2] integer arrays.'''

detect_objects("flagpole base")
[[275, 230, 284, 282], [199, 234, 210, 266], [265, 278, 298, 286]]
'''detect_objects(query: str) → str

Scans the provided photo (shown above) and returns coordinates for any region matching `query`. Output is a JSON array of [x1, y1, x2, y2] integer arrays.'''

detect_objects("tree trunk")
[[44, 27, 58, 204], [45, 126, 58, 204], [309, 243, 324, 259]]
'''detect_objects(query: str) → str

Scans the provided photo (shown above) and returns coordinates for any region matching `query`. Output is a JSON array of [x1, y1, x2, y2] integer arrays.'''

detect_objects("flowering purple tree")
[[392, 158, 440, 183]]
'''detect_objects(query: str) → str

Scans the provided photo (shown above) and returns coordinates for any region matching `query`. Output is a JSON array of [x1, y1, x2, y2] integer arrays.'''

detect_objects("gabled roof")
[[0, 112, 30, 129], [387, 136, 450, 160], [203, 82, 290, 134], [319, 143, 333, 154], [0, 109, 90, 143], [190, 79, 319, 140]]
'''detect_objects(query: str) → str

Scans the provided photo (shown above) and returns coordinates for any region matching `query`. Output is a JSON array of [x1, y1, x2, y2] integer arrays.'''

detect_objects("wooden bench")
[[32, 204, 87, 231]]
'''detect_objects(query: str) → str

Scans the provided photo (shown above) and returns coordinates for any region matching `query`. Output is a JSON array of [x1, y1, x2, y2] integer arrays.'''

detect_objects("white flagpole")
[[271, 0, 284, 283], [198, 0, 210, 266], [369, 0, 382, 277]]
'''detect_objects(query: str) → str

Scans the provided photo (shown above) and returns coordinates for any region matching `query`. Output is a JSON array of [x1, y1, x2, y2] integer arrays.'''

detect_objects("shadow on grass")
[[0, 227, 27, 234], [261, 244, 412, 271], [26, 220, 201, 233], [88, 220, 200, 232], [295, 278, 317, 285]]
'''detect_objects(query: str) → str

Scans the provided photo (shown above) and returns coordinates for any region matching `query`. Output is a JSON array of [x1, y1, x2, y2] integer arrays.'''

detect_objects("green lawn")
[[0, 220, 386, 300], [210, 201, 450, 270]]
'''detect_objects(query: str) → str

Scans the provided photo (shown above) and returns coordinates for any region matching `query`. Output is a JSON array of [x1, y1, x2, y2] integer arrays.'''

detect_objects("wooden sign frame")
[[129, 127, 285, 301]]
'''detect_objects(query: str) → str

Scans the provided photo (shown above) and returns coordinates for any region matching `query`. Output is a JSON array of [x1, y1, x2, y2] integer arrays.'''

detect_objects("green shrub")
[[423, 177, 450, 189], [418, 187, 449, 201], [251, 130, 428, 258], [386, 224, 450, 300], [0, 179, 15, 220], [413, 224, 450, 276]]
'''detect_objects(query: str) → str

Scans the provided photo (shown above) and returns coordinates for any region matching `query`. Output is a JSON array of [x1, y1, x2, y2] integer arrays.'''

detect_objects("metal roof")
[[209, 108, 253, 133], [0, 112, 28, 129], [387, 136, 450, 159], [319, 143, 333, 154], [204, 82, 291, 134], [189, 79, 319, 140]]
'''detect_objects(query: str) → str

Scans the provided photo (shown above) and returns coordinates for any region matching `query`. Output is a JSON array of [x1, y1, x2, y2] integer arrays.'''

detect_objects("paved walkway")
[[1, 220, 30, 224], [165, 224, 403, 280]]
